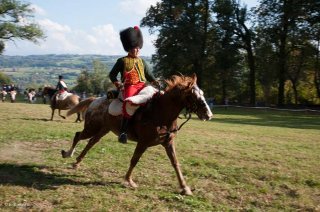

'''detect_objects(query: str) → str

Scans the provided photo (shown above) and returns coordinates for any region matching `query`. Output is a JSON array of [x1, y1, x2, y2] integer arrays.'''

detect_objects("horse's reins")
[[158, 112, 192, 142], [155, 79, 195, 142]]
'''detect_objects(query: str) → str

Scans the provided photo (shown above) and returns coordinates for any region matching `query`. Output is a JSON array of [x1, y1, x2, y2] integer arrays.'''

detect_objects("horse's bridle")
[[185, 85, 207, 114], [159, 85, 206, 143]]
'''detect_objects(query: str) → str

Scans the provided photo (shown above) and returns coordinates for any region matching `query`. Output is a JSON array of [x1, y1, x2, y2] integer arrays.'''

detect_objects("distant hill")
[[0, 54, 152, 89]]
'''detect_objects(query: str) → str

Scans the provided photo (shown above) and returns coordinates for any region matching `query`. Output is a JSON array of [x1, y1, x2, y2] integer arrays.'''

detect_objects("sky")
[[3, 0, 258, 56]]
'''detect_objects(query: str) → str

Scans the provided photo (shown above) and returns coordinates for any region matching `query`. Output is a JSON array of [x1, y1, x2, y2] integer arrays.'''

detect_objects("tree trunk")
[[314, 39, 320, 98], [291, 80, 298, 104], [247, 45, 256, 106], [277, 1, 289, 106], [222, 71, 227, 104]]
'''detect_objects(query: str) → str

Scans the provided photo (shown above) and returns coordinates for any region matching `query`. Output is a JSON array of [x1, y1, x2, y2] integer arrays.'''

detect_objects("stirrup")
[[118, 133, 127, 144]]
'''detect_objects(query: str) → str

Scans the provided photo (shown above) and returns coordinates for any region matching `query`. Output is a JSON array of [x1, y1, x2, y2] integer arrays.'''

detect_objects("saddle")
[[108, 85, 159, 117], [57, 91, 72, 101]]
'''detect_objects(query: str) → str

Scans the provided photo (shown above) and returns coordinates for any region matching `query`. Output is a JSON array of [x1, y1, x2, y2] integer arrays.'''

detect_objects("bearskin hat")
[[120, 26, 143, 52]]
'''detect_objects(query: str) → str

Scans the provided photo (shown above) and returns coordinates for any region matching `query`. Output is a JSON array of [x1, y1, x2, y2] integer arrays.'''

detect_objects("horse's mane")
[[164, 74, 196, 92], [43, 86, 57, 97], [44, 86, 56, 90]]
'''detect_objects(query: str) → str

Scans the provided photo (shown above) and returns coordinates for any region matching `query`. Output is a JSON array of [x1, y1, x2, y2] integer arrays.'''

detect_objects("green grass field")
[[0, 102, 319, 211]]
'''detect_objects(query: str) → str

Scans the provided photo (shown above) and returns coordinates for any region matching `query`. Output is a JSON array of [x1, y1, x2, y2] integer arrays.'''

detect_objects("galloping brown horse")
[[42, 86, 81, 122], [62, 74, 212, 195]]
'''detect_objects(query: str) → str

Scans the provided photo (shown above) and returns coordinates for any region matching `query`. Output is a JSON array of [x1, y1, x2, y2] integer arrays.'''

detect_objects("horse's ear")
[[191, 73, 197, 83], [187, 73, 197, 89]]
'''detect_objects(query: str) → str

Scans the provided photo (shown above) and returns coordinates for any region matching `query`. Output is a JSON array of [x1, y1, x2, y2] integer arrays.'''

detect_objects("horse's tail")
[[67, 97, 96, 117]]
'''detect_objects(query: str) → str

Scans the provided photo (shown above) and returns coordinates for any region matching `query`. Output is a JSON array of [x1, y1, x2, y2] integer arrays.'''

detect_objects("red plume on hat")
[[120, 26, 143, 52]]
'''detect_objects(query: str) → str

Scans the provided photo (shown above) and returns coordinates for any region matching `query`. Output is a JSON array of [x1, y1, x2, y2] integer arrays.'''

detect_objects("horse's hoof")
[[125, 179, 138, 188], [181, 186, 193, 196], [61, 150, 70, 158], [72, 163, 80, 169]]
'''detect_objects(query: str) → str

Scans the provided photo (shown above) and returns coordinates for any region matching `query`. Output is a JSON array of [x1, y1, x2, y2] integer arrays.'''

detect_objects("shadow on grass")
[[0, 163, 122, 190], [19, 118, 51, 122], [213, 114, 320, 130]]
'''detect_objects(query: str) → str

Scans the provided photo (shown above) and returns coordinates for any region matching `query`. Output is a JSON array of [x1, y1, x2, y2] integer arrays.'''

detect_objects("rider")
[[6, 84, 11, 92], [9, 84, 16, 91], [109, 26, 157, 144], [2, 84, 7, 91], [52, 75, 68, 108]]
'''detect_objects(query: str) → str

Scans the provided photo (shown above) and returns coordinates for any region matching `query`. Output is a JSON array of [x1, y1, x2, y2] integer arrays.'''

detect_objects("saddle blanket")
[[109, 85, 159, 116], [57, 92, 72, 100]]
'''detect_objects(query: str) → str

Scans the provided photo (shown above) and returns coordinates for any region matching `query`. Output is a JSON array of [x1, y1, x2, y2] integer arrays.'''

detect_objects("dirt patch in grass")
[[0, 140, 68, 164]]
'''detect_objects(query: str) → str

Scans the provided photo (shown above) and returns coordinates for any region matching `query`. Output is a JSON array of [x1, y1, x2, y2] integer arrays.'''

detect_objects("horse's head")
[[42, 87, 49, 95], [166, 74, 213, 121], [42, 86, 56, 97]]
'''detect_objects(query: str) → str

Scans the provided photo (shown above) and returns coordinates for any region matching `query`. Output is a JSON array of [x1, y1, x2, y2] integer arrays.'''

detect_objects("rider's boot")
[[118, 117, 129, 144]]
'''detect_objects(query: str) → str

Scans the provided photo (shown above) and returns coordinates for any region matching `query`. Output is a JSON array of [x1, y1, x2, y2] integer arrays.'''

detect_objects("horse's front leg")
[[58, 110, 66, 119], [50, 109, 55, 120], [75, 112, 81, 122], [125, 143, 147, 188], [73, 133, 105, 169], [163, 141, 192, 195]]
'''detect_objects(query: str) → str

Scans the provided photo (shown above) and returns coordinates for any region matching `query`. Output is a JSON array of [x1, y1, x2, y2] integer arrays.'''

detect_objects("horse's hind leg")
[[163, 141, 192, 195], [73, 131, 107, 169], [125, 144, 147, 188], [75, 112, 81, 122], [61, 131, 82, 158]]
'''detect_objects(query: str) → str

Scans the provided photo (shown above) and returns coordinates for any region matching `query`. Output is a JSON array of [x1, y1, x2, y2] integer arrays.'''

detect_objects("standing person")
[[9, 84, 15, 91], [52, 75, 68, 108], [2, 84, 7, 91], [5, 84, 11, 92], [109, 26, 157, 144]]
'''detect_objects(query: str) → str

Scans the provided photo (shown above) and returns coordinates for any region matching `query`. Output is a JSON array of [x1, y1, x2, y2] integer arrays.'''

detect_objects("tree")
[[212, 0, 243, 103], [0, 71, 11, 85], [73, 60, 112, 95], [141, 0, 214, 88], [256, 0, 317, 105], [74, 69, 92, 93], [91, 60, 111, 95], [0, 0, 44, 54]]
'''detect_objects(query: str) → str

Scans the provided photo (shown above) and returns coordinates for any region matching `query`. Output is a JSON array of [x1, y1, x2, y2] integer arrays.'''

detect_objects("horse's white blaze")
[[194, 85, 213, 120]]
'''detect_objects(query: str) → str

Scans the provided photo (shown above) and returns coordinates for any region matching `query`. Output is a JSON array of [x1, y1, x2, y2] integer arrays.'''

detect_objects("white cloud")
[[38, 19, 71, 33], [119, 0, 159, 16], [9, 19, 124, 55], [29, 4, 47, 16], [4, 18, 156, 56]]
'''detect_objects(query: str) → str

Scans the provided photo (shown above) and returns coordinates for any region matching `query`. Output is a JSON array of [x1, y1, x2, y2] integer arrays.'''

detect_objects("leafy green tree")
[[74, 69, 92, 93], [73, 60, 112, 95], [91, 60, 110, 95], [0, 0, 44, 54], [212, 0, 243, 103], [0, 71, 11, 85], [256, 0, 317, 105], [309, 22, 320, 99], [142, 0, 214, 87], [255, 36, 278, 105]]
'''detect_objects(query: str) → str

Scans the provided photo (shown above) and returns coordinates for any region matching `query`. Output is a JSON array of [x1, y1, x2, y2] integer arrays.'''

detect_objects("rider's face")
[[128, 47, 140, 58]]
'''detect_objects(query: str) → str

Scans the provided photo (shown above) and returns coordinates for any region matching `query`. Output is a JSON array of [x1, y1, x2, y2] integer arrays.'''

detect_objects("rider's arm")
[[109, 58, 124, 88], [142, 59, 156, 82]]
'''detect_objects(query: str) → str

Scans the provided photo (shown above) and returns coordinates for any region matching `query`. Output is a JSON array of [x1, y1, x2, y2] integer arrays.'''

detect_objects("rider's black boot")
[[118, 117, 129, 144]]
